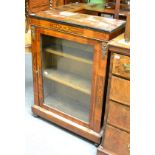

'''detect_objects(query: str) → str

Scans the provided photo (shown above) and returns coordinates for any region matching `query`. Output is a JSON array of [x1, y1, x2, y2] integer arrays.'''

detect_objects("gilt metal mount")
[[102, 42, 108, 56]]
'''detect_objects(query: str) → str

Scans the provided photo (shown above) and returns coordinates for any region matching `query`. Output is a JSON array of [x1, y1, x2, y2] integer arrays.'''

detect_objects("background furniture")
[[29, 6, 125, 144], [97, 33, 130, 155], [25, 0, 130, 23], [124, 12, 130, 42], [25, 0, 50, 31], [27, 0, 50, 13], [25, 0, 129, 34], [52, 2, 129, 19], [64, 0, 85, 4], [63, 0, 130, 19], [105, 0, 130, 19], [25, 0, 65, 32], [25, 0, 63, 52]]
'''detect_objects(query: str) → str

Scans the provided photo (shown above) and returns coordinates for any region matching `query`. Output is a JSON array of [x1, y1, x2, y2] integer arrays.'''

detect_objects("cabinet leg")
[[94, 143, 100, 147], [32, 113, 39, 118]]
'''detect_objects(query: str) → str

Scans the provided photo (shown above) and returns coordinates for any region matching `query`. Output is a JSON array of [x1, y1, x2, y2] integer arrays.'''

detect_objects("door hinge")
[[39, 98, 43, 104], [31, 26, 36, 41], [35, 69, 39, 74], [102, 42, 108, 56]]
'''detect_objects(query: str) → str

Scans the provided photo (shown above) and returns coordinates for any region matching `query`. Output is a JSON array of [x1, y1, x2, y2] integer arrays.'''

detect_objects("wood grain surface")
[[103, 125, 130, 155], [112, 53, 130, 79], [30, 6, 125, 33], [110, 76, 130, 106]]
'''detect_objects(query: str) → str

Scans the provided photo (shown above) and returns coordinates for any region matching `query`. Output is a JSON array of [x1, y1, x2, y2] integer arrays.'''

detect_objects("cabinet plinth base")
[[32, 105, 102, 144]]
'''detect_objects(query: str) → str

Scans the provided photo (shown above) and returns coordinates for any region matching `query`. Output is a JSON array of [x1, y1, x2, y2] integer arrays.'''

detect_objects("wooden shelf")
[[44, 93, 89, 122], [43, 69, 91, 95], [45, 47, 93, 64]]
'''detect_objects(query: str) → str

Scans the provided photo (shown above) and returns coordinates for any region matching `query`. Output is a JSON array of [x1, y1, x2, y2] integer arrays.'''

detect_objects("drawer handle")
[[123, 64, 130, 72]]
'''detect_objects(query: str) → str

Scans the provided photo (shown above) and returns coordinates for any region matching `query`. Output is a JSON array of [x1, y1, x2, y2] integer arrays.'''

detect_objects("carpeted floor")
[[25, 53, 97, 155]]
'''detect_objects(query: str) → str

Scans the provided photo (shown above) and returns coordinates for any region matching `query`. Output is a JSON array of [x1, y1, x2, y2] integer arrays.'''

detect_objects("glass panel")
[[41, 34, 94, 123]]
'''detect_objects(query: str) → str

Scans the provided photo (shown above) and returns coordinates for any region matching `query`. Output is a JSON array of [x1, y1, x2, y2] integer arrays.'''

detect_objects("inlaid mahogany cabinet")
[[97, 33, 130, 154], [29, 6, 125, 143]]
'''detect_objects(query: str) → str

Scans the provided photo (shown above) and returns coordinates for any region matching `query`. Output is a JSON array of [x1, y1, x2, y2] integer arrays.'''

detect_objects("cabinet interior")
[[40, 34, 94, 123]]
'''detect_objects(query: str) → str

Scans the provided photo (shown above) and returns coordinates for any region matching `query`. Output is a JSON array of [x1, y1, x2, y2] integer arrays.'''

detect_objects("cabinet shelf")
[[44, 93, 89, 122], [43, 69, 91, 95], [45, 47, 93, 64]]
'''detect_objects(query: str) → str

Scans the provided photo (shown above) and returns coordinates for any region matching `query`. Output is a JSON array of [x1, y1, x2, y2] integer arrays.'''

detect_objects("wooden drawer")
[[112, 54, 130, 79], [107, 100, 130, 132], [103, 125, 130, 155], [110, 76, 130, 106]]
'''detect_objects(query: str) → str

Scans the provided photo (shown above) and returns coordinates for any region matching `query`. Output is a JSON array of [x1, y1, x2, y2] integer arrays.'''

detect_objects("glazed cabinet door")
[[32, 26, 106, 131], [41, 33, 94, 124]]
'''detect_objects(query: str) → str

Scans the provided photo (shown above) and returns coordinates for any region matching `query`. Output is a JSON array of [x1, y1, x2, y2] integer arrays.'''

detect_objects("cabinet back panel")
[[41, 35, 93, 80], [43, 78, 90, 122], [42, 35, 94, 61], [42, 53, 92, 80]]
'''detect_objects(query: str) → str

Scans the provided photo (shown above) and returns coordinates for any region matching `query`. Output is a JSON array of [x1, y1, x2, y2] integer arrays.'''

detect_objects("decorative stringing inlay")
[[49, 22, 84, 35]]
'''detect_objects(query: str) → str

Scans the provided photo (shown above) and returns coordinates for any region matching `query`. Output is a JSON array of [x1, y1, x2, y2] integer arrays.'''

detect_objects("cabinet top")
[[108, 33, 130, 49], [30, 3, 125, 33]]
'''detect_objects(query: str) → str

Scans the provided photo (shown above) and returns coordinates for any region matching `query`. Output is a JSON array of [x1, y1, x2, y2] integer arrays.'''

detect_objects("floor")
[[25, 52, 97, 155]]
